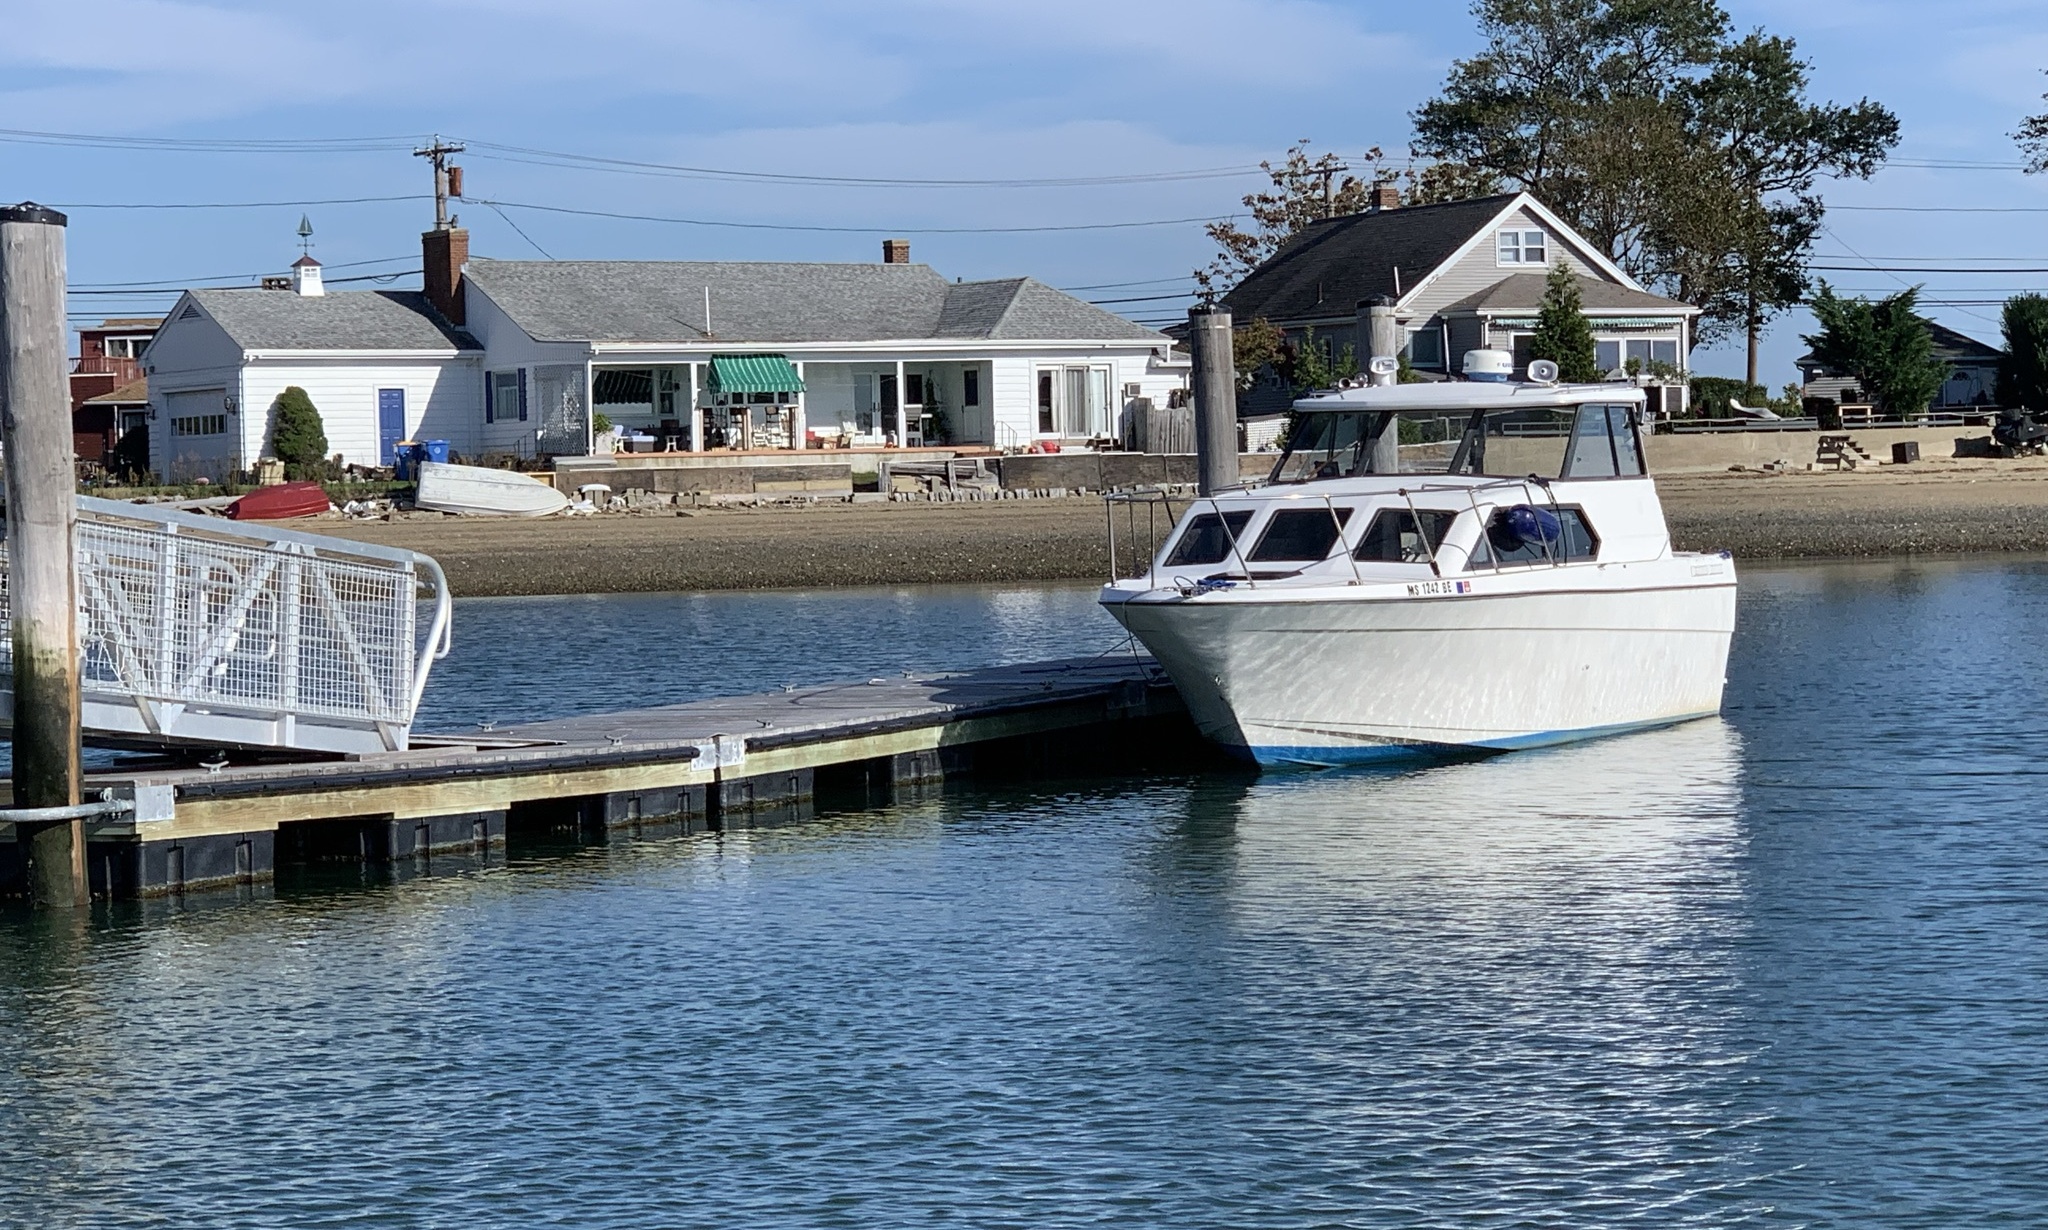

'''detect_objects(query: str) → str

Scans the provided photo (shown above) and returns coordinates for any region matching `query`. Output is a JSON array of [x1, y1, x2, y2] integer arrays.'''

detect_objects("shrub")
[[1690, 376, 1769, 417], [270, 387, 329, 470]]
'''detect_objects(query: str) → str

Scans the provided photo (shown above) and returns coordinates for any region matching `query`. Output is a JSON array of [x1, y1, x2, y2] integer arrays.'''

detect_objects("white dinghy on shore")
[[414, 461, 571, 518], [1100, 355, 1738, 768]]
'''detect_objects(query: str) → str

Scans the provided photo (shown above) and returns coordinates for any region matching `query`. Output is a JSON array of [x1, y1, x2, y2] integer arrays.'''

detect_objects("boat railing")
[[0, 496, 453, 754]]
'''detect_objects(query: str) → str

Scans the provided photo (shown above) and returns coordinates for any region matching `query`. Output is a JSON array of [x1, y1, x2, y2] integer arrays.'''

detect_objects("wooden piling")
[[1362, 294, 1402, 474], [0, 203, 86, 907], [1188, 307, 1237, 496]]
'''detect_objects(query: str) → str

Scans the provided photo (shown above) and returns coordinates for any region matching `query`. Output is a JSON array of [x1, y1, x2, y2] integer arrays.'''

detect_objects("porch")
[[588, 357, 998, 453]]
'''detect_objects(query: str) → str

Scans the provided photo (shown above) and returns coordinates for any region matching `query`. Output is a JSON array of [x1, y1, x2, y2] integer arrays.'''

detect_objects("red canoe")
[[227, 481, 331, 521]]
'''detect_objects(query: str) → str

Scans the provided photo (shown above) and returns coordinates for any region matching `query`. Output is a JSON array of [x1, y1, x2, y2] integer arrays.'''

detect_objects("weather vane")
[[297, 214, 315, 255]]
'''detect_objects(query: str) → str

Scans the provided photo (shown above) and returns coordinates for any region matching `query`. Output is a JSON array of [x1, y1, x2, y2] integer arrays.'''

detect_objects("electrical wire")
[[0, 126, 416, 152], [51, 195, 426, 210], [70, 254, 415, 289], [458, 140, 1263, 188], [466, 196, 1237, 235]]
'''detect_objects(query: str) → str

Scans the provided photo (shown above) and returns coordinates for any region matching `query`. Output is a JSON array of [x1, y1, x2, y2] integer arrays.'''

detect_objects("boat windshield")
[[1268, 412, 1376, 483], [1267, 399, 1647, 483]]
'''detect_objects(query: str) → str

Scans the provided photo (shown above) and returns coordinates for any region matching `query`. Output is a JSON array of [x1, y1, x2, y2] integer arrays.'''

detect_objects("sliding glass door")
[[1038, 364, 1113, 438]]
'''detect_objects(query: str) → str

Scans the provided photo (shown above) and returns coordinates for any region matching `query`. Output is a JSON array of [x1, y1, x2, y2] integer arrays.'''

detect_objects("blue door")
[[377, 388, 406, 465]]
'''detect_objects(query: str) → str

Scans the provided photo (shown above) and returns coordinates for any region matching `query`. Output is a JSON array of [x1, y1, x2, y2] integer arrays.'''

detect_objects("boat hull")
[[414, 461, 570, 518], [1104, 572, 1736, 767]]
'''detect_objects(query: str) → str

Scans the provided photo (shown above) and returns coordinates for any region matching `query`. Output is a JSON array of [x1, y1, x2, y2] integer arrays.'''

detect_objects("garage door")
[[163, 389, 237, 483]]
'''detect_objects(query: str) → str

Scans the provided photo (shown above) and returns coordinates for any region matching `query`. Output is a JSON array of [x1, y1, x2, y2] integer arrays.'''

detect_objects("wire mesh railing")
[[0, 497, 452, 753]]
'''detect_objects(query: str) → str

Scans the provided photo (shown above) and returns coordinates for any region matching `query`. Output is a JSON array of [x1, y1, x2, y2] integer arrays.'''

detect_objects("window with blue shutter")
[[517, 368, 529, 421], [484, 371, 495, 423]]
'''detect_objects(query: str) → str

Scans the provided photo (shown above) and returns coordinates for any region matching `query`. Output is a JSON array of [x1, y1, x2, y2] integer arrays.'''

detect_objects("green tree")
[[1195, 141, 1404, 297], [1289, 326, 1358, 395], [1232, 317, 1287, 390], [1801, 285, 1949, 419], [1413, 0, 1897, 367], [1998, 293, 2048, 412], [1527, 262, 1601, 382], [269, 386, 329, 470], [2017, 72, 2048, 172]]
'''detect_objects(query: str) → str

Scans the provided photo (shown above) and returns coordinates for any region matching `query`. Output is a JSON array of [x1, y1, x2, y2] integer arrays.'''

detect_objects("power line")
[[70, 254, 415, 289], [51, 195, 425, 211], [67, 270, 420, 296], [1811, 263, 2048, 273], [0, 126, 417, 153], [1059, 276, 1198, 292], [458, 140, 1262, 189], [1832, 204, 2048, 213], [467, 196, 1237, 235], [1088, 292, 1199, 305]]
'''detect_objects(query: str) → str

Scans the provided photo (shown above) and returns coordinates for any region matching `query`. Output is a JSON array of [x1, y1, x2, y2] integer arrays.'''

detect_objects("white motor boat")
[[414, 461, 571, 518], [1099, 361, 1737, 768]]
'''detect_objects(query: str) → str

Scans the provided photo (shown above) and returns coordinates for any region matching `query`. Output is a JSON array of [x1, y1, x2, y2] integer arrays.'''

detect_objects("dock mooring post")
[[1361, 295, 1402, 474], [0, 203, 86, 907], [1188, 306, 1237, 496]]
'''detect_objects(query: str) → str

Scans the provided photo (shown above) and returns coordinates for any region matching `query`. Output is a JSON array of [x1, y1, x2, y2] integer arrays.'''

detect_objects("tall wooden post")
[[1188, 307, 1237, 495], [0, 203, 86, 907], [1362, 294, 1402, 475]]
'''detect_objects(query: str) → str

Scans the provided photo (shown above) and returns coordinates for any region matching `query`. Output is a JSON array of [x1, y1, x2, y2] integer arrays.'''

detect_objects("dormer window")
[[1497, 228, 1548, 266]]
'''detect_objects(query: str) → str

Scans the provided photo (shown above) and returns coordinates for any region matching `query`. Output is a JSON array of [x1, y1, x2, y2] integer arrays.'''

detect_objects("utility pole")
[[414, 136, 466, 230], [1283, 161, 1350, 219], [0, 203, 86, 907]]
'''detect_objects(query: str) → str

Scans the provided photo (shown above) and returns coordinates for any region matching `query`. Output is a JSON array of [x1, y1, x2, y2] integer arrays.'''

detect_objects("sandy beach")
[[316, 460, 2048, 597]]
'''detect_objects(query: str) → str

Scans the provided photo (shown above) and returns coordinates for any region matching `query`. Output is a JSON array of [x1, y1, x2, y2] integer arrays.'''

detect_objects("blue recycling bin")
[[392, 441, 423, 480], [422, 439, 452, 465]]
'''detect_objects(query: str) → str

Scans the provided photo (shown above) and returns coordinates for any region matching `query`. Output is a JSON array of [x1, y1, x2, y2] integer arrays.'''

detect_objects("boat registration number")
[[1406, 579, 1474, 597]]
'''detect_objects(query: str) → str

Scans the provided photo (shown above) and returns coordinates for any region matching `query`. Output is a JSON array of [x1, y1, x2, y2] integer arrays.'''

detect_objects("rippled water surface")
[[5, 564, 2048, 1227]]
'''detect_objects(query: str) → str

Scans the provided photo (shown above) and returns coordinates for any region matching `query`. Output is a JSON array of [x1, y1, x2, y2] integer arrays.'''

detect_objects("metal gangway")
[[0, 497, 451, 755]]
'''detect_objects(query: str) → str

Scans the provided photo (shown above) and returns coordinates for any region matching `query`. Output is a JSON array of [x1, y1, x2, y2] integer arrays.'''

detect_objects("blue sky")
[[6, 0, 2046, 385]]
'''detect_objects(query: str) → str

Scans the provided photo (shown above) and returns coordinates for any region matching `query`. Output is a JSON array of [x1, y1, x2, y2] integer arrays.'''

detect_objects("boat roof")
[[1292, 380, 1647, 413]]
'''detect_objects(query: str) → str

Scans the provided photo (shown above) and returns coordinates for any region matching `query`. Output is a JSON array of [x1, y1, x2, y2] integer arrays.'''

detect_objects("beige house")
[[1220, 190, 1699, 417]]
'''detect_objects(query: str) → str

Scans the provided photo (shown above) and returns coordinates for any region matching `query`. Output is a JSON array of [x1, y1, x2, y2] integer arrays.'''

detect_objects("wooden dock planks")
[[22, 655, 1182, 859]]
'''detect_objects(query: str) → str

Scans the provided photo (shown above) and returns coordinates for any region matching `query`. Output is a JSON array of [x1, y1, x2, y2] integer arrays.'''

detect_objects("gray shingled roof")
[[185, 289, 475, 351], [1220, 194, 1522, 323], [465, 259, 1164, 345], [1439, 272, 1693, 315]]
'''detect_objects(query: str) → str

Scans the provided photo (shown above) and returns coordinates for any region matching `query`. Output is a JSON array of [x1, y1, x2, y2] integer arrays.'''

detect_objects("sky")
[[5, 0, 2047, 386]]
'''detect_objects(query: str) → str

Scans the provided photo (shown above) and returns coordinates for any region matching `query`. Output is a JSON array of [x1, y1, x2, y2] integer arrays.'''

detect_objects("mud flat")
[[314, 461, 2048, 597]]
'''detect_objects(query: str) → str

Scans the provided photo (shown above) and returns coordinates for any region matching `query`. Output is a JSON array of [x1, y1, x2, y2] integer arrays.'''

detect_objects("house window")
[[1406, 327, 1445, 369], [103, 336, 151, 359], [1596, 338, 1682, 375], [963, 368, 981, 407], [1496, 229, 1549, 266], [487, 370, 524, 423], [1035, 365, 1112, 437], [171, 414, 227, 437]]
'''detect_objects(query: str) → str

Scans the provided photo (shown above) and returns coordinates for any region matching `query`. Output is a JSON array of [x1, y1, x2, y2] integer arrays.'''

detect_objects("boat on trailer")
[[1099, 358, 1737, 768]]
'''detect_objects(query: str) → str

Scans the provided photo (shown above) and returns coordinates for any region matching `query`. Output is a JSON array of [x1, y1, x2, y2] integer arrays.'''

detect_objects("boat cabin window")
[[1250, 507, 1353, 561], [1269, 412, 1380, 483], [1354, 509, 1460, 563], [1559, 403, 1645, 478], [1165, 510, 1255, 566], [1480, 505, 1599, 566]]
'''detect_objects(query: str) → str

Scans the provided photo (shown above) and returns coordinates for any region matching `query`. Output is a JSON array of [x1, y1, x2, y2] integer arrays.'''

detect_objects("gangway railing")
[[0, 497, 452, 755]]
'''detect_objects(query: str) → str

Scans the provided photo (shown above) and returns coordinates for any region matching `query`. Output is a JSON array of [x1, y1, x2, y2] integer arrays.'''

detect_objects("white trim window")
[[1406, 326, 1446, 369], [1034, 364, 1113, 438], [1496, 228, 1549, 266], [1596, 338, 1681, 374]]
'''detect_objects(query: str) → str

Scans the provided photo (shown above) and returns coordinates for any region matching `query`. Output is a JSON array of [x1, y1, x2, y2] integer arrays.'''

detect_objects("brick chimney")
[[1369, 184, 1400, 212], [882, 238, 910, 264], [422, 226, 469, 324]]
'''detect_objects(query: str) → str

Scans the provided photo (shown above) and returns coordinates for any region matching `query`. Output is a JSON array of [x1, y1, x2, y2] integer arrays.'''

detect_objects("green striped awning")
[[707, 353, 805, 396]]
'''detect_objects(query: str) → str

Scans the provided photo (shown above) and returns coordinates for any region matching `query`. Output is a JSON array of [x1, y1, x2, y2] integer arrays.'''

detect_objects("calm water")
[[5, 562, 2048, 1227]]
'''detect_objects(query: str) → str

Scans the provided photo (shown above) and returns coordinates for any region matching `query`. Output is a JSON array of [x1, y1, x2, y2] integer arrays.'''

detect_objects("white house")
[[141, 228, 1184, 480]]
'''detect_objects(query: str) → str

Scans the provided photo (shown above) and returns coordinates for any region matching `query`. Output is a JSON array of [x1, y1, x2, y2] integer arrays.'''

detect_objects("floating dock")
[[1, 656, 1191, 899]]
